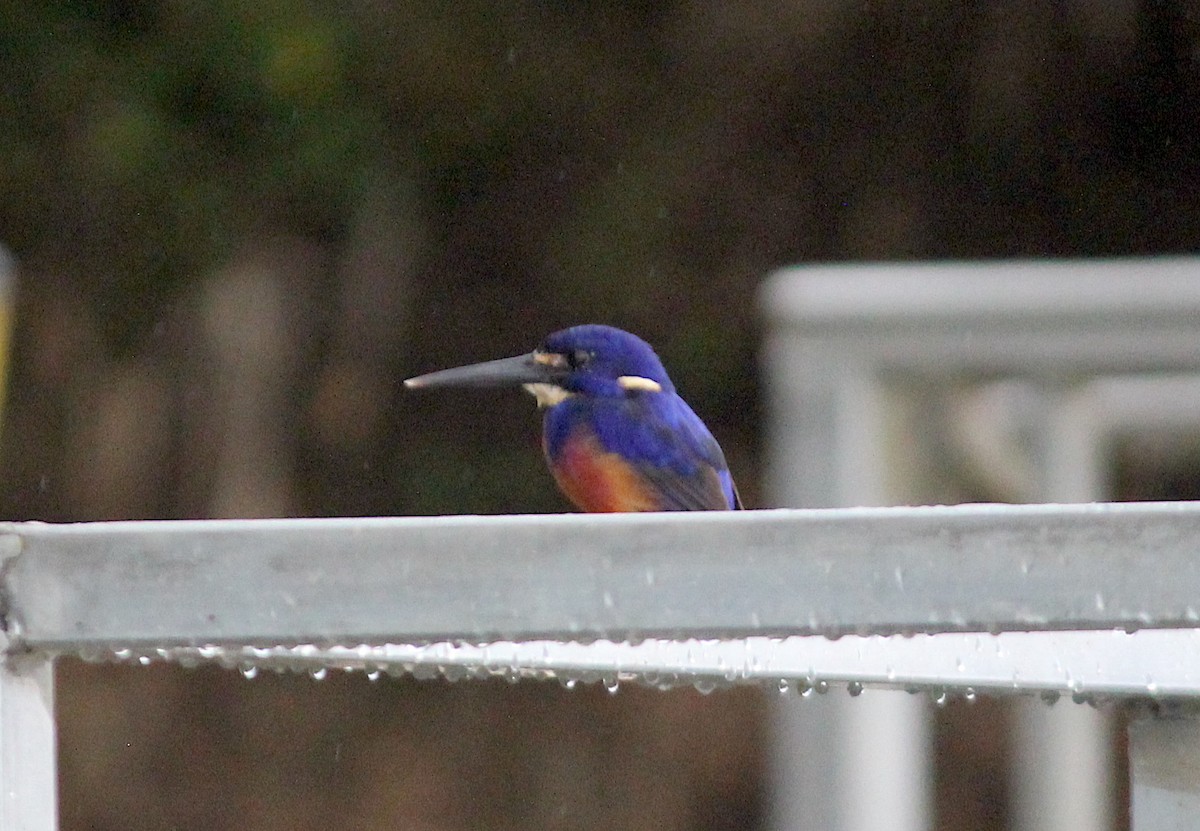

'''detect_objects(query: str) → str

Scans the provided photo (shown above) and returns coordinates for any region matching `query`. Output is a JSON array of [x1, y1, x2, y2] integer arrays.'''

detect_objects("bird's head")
[[405, 324, 674, 408]]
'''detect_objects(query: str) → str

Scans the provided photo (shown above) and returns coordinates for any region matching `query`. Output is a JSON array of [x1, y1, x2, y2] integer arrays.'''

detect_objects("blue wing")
[[545, 393, 740, 511]]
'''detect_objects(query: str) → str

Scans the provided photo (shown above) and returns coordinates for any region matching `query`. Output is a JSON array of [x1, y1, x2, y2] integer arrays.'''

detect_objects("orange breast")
[[546, 431, 661, 513]]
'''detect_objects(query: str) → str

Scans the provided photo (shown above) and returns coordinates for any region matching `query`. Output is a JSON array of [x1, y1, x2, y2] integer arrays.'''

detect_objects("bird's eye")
[[568, 349, 593, 369]]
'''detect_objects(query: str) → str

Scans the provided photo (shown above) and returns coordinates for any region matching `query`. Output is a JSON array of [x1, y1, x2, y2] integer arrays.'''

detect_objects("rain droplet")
[[847, 681, 864, 697], [933, 691, 948, 707], [241, 666, 259, 680], [604, 676, 620, 694], [310, 667, 327, 681], [777, 678, 791, 696]]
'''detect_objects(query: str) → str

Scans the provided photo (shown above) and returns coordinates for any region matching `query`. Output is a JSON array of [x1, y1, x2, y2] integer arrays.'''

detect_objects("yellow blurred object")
[[0, 245, 15, 439]]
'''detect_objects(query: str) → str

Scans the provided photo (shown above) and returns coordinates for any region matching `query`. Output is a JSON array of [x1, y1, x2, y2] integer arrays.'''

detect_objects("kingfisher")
[[405, 324, 742, 512]]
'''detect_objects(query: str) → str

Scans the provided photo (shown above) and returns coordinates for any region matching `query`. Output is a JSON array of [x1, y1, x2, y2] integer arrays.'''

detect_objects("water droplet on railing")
[[440, 663, 469, 683]]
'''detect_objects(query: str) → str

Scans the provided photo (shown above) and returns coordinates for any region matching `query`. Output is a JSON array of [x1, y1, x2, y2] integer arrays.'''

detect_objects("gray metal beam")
[[4, 503, 1200, 650]]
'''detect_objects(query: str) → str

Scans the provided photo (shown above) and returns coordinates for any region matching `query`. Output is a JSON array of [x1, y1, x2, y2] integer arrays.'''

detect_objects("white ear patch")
[[617, 376, 663, 393], [523, 383, 573, 408]]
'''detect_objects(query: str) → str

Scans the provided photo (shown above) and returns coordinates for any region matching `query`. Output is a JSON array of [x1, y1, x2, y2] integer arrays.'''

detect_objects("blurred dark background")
[[2, 2, 1199, 829]]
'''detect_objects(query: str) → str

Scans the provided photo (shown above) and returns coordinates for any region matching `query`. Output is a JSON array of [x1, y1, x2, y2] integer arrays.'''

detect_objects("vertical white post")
[[765, 333, 931, 831], [842, 689, 930, 831], [1010, 383, 1113, 831], [0, 647, 57, 831], [1129, 710, 1200, 831]]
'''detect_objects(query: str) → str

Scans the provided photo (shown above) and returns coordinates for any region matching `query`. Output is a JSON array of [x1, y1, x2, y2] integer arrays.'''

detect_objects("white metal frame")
[[761, 257, 1200, 831], [3, 507, 1200, 829]]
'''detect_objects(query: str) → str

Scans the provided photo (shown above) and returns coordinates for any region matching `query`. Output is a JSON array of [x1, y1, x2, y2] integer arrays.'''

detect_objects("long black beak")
[[404, 352, 560, 389]]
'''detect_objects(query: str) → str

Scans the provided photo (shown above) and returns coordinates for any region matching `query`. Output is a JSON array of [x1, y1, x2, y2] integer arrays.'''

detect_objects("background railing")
[[762, 258, 1200, 831]]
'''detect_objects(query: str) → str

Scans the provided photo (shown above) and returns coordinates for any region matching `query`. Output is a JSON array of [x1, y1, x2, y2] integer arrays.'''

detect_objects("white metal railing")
[[3, 507, 1200, 829], [6, 505, 1200, 648]]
